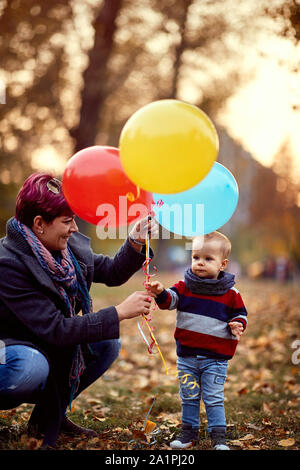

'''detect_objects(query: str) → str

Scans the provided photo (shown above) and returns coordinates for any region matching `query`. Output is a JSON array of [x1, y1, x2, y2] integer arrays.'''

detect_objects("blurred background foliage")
[[0, 0, 299, 277]]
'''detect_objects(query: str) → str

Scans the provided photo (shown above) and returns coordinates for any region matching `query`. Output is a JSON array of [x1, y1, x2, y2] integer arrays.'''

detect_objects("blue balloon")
[[153, 162, 239, 237]]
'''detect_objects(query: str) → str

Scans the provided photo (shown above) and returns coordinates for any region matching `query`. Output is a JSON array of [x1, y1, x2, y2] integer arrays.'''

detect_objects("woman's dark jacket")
[[0, 218, 151, 446]]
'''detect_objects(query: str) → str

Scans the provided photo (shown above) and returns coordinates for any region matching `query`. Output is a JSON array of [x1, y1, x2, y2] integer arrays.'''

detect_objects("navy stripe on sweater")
[[178, 297, 234, 322]]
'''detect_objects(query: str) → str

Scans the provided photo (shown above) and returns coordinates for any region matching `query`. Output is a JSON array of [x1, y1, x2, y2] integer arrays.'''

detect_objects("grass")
[[0, 275, 299, 450]]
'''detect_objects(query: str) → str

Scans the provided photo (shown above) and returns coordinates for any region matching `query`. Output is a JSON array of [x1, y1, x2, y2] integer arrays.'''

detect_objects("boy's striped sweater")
[[155, 280, 247, 360]]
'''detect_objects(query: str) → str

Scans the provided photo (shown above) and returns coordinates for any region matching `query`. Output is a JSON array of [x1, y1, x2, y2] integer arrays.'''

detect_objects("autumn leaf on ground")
[[131, 429, 149, 443], [144, 420, 156, 434], [239, 433, 255, 441], [262, 418, 272, 426], [246, 423, 264, 431], [278, 438, 295, 447], [229, 439, 245, 448]]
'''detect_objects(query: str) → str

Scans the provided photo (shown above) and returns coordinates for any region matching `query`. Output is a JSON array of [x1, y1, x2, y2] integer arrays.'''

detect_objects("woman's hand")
[[129, 215, 158, 249], [116, 291, 154, 321]]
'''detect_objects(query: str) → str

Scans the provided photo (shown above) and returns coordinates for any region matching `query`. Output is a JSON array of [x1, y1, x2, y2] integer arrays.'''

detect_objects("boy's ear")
[[220, 259, 229, 271]]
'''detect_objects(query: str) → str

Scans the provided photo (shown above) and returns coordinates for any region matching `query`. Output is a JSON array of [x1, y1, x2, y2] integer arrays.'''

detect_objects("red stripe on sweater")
[[232, 318, 247, 330], [175, 327, 238, 357], [173, 280, 245, 309], [156, 291, 173, 309]]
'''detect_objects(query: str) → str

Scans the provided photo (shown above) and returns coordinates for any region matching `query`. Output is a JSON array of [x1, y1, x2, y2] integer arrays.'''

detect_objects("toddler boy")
[[148, 231, 247, 450]]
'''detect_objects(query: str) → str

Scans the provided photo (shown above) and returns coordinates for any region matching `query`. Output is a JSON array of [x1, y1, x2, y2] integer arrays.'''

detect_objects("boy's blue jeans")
[[0, 340, 121, 411], [177, 355, 228, 432]]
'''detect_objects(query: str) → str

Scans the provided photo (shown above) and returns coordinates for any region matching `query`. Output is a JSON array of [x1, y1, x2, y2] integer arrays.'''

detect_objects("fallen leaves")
[[0, 278, 299, 450], [230, 432, 266, 449], [229, 433, 297, 450], [20, 434, 43, 450]]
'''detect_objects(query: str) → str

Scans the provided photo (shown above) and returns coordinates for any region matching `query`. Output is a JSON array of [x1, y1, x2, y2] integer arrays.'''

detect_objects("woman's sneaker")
[[170, 423, 199, 449], [209, 427, 230, 450]]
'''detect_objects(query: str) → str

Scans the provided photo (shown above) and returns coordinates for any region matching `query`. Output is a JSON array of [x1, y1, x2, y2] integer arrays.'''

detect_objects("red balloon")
[[62, 146, 152, 226]]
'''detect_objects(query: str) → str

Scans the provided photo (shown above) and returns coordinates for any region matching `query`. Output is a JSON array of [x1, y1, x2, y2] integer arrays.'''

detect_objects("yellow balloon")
[[119, 100, 219, 194]]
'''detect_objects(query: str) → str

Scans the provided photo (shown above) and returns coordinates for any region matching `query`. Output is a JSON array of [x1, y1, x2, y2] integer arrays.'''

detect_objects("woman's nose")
[[70, 220, 79, 232]]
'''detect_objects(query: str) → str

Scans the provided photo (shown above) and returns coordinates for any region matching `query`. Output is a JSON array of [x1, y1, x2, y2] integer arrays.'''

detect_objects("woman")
[[0, 173, 157, 447]]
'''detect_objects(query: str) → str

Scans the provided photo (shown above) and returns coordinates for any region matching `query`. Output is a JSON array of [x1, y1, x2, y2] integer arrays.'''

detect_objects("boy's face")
[[191, 239, 228, 280]]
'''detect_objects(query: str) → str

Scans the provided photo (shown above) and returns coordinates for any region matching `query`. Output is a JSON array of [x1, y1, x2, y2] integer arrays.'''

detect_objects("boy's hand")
[[228, 321, 244, 341], [145, 280, 165, 297]]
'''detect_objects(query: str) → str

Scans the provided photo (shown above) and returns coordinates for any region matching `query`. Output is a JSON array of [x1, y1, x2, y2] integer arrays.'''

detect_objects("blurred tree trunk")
[[69, 0, 123, 234], [289, 1, 300, 40], [70, 0, 123, 152], [266, 0, 300, 42], [168, 0, 192, 99]]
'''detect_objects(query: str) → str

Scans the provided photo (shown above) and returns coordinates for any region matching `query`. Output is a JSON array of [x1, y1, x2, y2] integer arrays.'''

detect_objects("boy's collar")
[[184, 267, 235, 296]]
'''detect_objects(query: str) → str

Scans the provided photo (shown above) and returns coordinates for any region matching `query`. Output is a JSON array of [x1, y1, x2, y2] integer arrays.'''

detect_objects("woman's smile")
[[35, 215, 78, 252]]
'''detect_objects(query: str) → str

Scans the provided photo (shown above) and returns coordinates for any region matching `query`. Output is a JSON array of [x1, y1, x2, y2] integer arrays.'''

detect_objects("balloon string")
[[141, 231, 156, 353], [141, 313, 169, 375], [126, 185, 140, 202], [137, 320, 156, 353], [138, 230, 168, 375], [143, 397, 156, 430]]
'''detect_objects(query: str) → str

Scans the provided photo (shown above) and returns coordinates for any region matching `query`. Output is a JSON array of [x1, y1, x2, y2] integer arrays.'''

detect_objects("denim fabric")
[[0, 339, 121, 411], [71, 339, 121, 400], [177, 355, 228, 432], [0, 345, 50, 408]]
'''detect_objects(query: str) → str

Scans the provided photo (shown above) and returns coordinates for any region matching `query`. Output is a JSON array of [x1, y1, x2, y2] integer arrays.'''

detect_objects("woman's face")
[[33, 214, 78, 252]]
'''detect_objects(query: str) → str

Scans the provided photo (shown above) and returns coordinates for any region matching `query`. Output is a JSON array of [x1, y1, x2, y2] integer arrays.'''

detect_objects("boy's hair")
[[193, 231, 231, 259]]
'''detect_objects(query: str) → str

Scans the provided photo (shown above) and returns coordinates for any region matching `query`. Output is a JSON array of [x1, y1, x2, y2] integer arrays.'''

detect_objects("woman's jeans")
[[177, 355, 228, 432], [0, 340, 121, 412]]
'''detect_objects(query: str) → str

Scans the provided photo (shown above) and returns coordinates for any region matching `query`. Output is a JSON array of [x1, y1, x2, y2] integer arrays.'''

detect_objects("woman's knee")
[[91, 339, 121, 360], [23, 348, 49, 391], [0, 345, 49, 396], [110, 338, 121, 359]]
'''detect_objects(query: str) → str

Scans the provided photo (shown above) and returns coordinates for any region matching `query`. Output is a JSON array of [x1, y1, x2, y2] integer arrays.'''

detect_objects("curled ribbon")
[[126, 185, 140, 202], [137, 229, 199, 394], [137, 316, 156, 354], [140, 315, 169, 375], [136, 229, 169, 375], [156, 199, 164, 207]]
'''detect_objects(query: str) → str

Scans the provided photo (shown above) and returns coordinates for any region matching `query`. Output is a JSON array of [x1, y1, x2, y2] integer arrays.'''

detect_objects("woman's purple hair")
[[15, 172, 74, 227]]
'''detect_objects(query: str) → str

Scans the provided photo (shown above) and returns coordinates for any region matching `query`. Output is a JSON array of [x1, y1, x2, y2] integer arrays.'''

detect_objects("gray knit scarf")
[[184, 267, 235, 296]]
